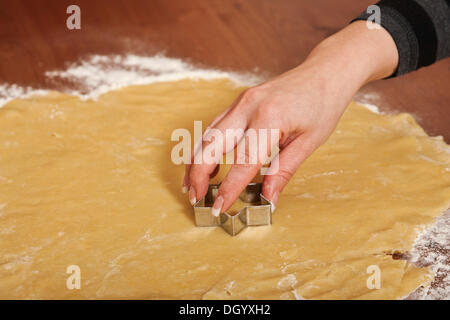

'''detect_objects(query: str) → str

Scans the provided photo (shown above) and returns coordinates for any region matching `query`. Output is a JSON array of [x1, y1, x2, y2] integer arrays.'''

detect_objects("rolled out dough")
[[0, 79, 449, 299]]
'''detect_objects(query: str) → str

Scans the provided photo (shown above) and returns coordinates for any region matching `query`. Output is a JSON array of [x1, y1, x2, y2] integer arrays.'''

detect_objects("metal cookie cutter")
[[193, 183, 273, 236]]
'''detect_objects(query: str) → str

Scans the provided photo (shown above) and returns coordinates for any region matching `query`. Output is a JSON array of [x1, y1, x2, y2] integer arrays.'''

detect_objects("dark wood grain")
[[0, 0, 448, 140]]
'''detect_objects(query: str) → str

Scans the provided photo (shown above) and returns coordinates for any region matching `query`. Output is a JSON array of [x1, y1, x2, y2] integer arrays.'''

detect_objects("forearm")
[[308, 21, 399, 84], [283, 21, 398, 114]]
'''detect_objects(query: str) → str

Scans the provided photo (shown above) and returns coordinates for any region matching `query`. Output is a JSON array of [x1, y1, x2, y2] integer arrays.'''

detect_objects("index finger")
[[187, 96, 254, 204]]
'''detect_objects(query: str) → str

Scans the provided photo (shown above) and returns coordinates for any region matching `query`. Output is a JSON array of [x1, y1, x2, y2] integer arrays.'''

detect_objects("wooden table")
[[0, 0, 448, 141]]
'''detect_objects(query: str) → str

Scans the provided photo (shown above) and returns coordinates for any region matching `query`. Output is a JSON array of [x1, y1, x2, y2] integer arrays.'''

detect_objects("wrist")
[[298, 21, 398, 105]]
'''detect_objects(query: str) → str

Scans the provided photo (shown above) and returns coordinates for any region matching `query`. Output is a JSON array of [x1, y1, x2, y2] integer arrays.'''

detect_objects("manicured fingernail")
[[270, 191, 279, 212], [212, 195, 224, 217], [189, 186, 197, 205], [181, 185, 188, 194]]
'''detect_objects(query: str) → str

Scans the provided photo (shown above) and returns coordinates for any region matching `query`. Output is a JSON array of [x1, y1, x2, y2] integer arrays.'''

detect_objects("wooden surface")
[[0, 0, 448, 140]]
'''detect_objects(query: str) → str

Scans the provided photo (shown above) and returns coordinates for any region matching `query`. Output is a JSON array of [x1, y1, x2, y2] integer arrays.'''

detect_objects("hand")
[[183, 21, 398, 215]]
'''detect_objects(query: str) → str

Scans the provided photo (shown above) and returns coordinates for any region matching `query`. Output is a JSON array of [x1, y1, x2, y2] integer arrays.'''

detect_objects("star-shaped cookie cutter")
[[193, 183, 274, 236]]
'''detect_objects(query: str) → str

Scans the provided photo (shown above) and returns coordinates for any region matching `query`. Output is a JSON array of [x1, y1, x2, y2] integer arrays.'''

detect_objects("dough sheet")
[[0, 79, 449, 299]]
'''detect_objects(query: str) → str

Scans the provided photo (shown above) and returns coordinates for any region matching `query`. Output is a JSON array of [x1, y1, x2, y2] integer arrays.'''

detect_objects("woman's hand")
[[183, 21, 399, 215]]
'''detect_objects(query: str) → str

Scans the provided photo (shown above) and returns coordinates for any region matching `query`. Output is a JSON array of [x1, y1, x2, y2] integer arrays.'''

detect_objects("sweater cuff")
[[352, 6, 419, 77]]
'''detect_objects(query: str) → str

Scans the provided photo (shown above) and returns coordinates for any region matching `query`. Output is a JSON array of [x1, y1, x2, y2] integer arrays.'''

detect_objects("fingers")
[[211, 163, 261, 216], [211, 125, 278, 215], [262, 134, 317, 208], [182, 90, 250, 193], [182, 103, 234, 194], [187, 105, 251, 204]]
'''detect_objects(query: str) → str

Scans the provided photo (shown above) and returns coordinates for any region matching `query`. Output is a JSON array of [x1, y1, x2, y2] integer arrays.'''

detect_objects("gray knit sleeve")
[[353, 0, 450, 77]]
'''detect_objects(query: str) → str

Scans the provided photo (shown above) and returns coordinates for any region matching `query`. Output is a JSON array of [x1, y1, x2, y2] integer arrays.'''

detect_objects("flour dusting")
[[0, 84, 48, 109], [44, 54, 262, 101], [407, 209, 450, 300], [354, 91, 383, 113], [0, 54, 262, 107]]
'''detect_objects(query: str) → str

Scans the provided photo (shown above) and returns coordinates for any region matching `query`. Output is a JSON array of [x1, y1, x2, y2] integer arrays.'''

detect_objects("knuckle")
[[277, 168, 293, 185], [240, 87, 263, 105], [236, 143, 255, 165], [253, 101, 278, 123], [232, 162, 255, 171]]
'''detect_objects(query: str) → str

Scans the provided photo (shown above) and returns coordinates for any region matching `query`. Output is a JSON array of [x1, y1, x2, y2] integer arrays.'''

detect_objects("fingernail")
[[189, 186, 197, 205], [212, 195, 224, 217], [270, 191, 279, 212], [181, 185, 188, 194]]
